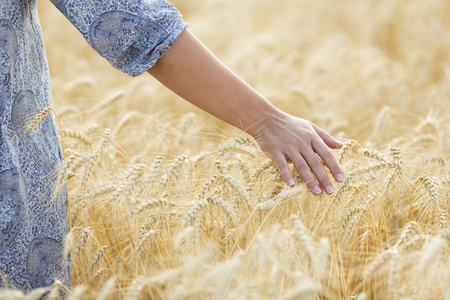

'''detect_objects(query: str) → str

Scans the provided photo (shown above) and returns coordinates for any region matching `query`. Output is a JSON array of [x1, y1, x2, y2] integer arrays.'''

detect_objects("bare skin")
[[147, 29, 344, 195]]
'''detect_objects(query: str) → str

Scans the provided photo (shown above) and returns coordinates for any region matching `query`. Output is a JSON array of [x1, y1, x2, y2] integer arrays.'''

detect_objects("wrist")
[[243, 102, 286, 139]]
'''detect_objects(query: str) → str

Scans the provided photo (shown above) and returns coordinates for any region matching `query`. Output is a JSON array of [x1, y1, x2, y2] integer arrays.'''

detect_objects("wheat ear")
[[84, 246, 107, 276], [372, 105, 391, 139], [82, 128, 111, 185], [217, 138, 256, 157], [145, 154, 165, 188], [361, 148, 388, 162], [126, 197, 173, 218], [337, 139, 357, 164], [25, 106, 53, 131], [73, 227, 92, 257], [96, 277, 116, 300], [159, 154, 187, 188], [414, 237, 445, 283], [207, 193, 237, 225], [22, 287, 50, 299], [59, 129, 91, 146], [121, 163, 144, 203], [92, 268, 109, 281], [290, 215, 316, 263], [92, 90, 126, 113], [125, 276, 148, 299], [67, 285, 86, 300], [415, 175, 438, 203], [63, 76, 95, 92]]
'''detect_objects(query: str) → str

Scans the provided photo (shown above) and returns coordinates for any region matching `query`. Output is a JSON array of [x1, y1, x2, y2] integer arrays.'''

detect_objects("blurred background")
[[38, 0, 450, 147]]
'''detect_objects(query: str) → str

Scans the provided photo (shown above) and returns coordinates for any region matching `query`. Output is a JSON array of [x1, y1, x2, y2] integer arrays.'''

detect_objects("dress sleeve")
[[49, 0, 188, 77]]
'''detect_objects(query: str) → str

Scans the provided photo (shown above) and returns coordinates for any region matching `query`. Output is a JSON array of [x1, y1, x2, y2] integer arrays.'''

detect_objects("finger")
[[313, 125, 343, 149], [289, 151, 322, 195], [313, 140, 345, 183], [301, 149, 335, 195], [272, 152, 296, 187]]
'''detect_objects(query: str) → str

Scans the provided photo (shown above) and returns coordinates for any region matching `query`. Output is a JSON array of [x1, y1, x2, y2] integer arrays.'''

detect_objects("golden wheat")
[[1, 0, 448, 299]]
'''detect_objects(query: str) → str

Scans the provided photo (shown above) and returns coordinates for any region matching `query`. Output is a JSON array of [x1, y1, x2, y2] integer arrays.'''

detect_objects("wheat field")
[[2, 0, 450, 299]]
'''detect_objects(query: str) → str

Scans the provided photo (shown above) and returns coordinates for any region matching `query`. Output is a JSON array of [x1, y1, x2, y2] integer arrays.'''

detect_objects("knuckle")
[[275, 160, 288, 170], [272, 155, 287, 168], [272, 158, 292, 179], [294, 160, 307, 171], [299, 128, 314, 138], [295, 139, 309, 150], [309, 159, 324, 170], [321, 150, 335, 160], [306, 132, 316, 141]]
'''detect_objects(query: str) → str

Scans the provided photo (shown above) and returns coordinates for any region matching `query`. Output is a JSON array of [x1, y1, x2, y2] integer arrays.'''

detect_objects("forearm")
[[147, 28, 344, 195], [147, 29, 282, 137]]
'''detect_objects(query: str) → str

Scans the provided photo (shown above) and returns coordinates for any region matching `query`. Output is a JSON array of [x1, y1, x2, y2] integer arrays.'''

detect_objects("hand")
[[254, 112, 344, 195]]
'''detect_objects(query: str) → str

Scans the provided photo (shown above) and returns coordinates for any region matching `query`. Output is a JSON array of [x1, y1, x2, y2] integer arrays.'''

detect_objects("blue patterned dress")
[[0, 0, 187, 292]]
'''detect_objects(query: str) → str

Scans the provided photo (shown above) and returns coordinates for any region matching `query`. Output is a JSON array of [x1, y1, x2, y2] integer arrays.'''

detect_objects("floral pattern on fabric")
[[0, 0, 186, 292], [51, 0, 188, 76]]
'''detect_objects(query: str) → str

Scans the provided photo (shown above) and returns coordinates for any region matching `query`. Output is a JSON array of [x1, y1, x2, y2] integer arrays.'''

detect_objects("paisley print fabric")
[[0, 0, 187, 292], [52, 0, 188, 76]]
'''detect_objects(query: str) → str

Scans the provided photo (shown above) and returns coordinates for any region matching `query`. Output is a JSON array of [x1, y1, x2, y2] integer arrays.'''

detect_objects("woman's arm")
[[147, 29, 344, 195]]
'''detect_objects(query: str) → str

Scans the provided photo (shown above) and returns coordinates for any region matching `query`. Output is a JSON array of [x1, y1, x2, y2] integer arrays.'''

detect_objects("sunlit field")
[[3, 0, 450, 299]]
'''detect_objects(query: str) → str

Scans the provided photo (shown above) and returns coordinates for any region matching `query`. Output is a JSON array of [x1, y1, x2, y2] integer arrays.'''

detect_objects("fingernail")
[[312, 186, 322, 195], [325, 185, 334, 194], [288, 179, 295, 187], [337, 173, 344, 182]]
